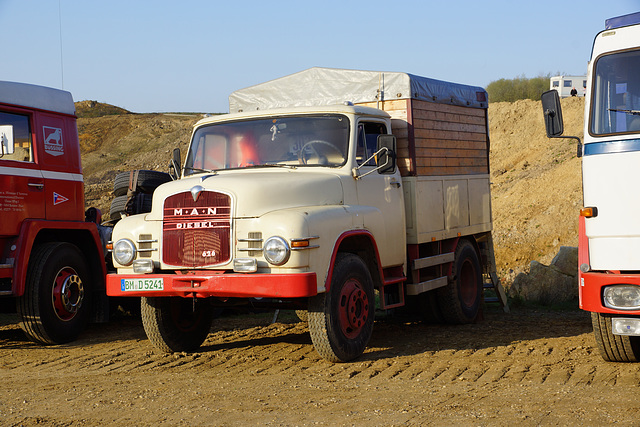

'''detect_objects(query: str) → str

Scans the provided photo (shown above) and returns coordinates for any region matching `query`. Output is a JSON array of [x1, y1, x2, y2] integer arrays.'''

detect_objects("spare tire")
[[113, 170, 172, 196], [110, 195, 128, 219], [110, 193, 153, 218]]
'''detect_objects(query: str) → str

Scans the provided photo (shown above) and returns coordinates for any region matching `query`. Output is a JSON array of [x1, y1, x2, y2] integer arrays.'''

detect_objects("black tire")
[[141, 297, 213, 353], [437, 240, 483, 324], [308, 253, 375, 362], [110, 193, 153, 218], [592, 312, 640, 362], [113, 170, 171, 196], [17, 242, 91, 344], [110, 195, 128, 218]]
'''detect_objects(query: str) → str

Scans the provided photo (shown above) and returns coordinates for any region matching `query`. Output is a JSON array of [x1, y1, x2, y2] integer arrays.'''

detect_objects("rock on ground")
[[509, 246, 578, 304]]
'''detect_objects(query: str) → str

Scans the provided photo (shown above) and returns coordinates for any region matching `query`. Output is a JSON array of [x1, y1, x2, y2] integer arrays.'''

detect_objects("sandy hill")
[[78, 97, 586, 284]]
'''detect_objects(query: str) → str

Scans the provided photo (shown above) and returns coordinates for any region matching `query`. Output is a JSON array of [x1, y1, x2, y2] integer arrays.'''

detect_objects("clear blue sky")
[[0, 0, 638, 113]]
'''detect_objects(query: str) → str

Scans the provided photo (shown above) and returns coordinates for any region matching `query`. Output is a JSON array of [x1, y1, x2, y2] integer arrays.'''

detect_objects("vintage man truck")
[[106, 68, 500, 362], [542, 13, 640, 362], [0, 81, 109, 344]]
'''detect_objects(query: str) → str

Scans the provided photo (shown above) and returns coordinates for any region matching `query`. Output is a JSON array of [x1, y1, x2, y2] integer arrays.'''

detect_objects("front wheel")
[[308, 253, 375, 362], [17, 242, 91, 344], [592, 312, 640, 362], [141, 297, 213, 353]]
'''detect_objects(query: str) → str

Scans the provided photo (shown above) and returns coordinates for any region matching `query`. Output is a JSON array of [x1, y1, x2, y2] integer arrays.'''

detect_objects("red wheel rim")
[[459, 258, 478, 308], [51, 267, 84, 321], [337, 278, 370, 339]]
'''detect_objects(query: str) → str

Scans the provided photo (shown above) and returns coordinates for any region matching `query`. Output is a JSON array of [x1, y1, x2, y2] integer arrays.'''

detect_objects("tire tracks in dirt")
[[1, 309, 638, 388]]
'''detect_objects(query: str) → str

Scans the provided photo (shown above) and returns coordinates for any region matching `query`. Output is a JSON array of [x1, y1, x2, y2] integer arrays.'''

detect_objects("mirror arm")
[[352, 147, 390, 179], [547, 134, 583, 158]]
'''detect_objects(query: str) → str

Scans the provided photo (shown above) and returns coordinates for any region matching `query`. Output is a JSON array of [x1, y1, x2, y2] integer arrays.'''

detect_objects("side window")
[[356, 121, 387, 166], [552, 80, 560, 88], [564, 80, 573, 88], [0, 111, 32, 162]]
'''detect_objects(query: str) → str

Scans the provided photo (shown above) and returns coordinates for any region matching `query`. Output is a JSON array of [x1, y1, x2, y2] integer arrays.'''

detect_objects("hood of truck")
[[147, 169, 344, 219]]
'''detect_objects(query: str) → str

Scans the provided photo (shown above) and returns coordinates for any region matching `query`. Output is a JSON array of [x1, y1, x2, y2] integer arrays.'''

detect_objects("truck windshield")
[[184, 114, 349, 175], [591, 49, 640, 135]]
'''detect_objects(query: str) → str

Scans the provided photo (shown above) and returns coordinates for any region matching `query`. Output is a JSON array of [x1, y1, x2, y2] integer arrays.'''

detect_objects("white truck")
[[106, 68, 502, 362], [542, 12, 640, 362]]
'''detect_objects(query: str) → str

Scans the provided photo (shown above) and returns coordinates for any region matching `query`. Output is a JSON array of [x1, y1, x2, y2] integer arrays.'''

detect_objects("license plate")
[[121, 278, 164, 292]]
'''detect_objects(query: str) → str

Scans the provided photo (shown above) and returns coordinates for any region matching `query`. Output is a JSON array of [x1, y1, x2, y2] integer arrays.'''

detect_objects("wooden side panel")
[[411, 100, 488, 176], [358, 99, 488, 177]]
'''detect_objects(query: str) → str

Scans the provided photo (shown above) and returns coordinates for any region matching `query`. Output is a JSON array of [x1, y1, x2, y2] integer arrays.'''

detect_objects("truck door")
[[36, 113, 84, 221], [354, 121, 406, 267], [0, 109, 44, 236]]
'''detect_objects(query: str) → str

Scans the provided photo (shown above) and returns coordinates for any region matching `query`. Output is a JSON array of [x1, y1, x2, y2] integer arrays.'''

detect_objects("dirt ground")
[[2, 307, 639, 426], [0, 98, 610, 425]]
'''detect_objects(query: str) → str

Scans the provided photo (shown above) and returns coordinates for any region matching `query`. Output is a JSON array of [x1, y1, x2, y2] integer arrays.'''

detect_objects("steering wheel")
[[298, 140, 343, 165]]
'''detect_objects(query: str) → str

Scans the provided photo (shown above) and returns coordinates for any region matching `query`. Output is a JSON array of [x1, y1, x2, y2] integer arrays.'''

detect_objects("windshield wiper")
[[183, 166, 218, 174], [237, 163, 297, 170], [609, 108, 640, 116]]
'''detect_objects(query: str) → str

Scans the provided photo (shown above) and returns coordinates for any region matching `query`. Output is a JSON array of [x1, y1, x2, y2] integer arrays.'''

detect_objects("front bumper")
[[580, 271, 640, 315], [106, 272, 318, 298]]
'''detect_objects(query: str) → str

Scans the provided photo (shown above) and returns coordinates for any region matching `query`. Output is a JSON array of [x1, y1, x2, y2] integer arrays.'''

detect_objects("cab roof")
[[0, 81, 75, 116], [195, 103, 390, 128]]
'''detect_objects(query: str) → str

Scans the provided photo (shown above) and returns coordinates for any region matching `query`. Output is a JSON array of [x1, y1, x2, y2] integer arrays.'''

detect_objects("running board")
[[406, 276, 448, 295]]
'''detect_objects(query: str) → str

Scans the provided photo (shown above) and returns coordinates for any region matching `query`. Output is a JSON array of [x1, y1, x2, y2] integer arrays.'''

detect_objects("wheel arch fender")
[[13, 220, 107, 300], [324, 230, 384, 292]]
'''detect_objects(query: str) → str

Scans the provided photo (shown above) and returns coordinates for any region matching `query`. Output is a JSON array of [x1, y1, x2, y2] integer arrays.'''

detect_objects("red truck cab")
[[0, 81, 108, 344]]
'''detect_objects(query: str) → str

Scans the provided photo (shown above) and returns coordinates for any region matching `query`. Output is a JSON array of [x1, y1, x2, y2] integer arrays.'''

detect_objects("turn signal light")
[[580, 207, 598, 218], [291, 240, 310, 248]]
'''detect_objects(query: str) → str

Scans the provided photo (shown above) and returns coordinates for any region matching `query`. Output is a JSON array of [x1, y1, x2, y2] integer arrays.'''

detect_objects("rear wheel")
[[592, 312, 640, 362], [437, 240, 483, 324], [141, 297, 213, 352], [17, 242, 91, 344], [308, 253, 374, 362]]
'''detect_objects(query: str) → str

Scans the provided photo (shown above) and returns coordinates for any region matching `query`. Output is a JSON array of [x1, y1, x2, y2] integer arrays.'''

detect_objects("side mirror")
[[170, 147, 182, 180], [0, 125, 15, 157], [540, 89, 582, 157], [377, 134, 396, 174], [541, 89, 564, 137]]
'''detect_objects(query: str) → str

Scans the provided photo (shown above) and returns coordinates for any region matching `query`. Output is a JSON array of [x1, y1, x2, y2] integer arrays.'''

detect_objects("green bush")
[[486, 75, 551, 103]]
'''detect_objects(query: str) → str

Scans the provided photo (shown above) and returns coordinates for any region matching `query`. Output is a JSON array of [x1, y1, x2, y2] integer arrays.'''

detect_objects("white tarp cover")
[[0, 81, 75, 116], [229, 67, 488, 112]]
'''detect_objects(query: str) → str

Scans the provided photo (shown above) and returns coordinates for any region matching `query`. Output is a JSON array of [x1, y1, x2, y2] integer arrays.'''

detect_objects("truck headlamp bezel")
[[113, 238, 136, 266], [263, 236, 290, 266]]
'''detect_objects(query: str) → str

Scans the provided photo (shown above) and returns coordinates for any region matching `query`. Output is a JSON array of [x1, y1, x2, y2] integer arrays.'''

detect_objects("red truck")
[[0, 81, 109, 344]]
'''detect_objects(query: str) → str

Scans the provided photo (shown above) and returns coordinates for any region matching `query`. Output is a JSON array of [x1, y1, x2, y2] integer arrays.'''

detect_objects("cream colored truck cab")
[[107, 104, 406, 361], [106, 68, 494, 362]]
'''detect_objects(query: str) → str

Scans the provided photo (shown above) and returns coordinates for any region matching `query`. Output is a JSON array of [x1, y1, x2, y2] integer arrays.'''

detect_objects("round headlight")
[[263, 236, 290, 266], [113, 238, 136, 266]]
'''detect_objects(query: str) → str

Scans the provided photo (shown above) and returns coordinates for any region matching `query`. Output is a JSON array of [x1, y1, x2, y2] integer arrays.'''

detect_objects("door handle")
[[390, 180, 401, 188], [28, 182, 44, 190]]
